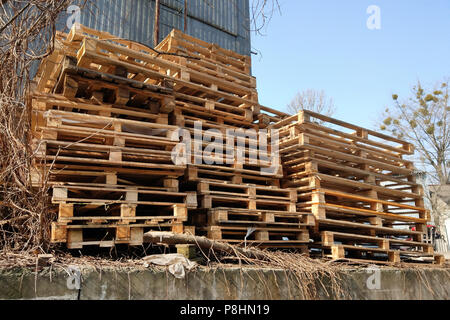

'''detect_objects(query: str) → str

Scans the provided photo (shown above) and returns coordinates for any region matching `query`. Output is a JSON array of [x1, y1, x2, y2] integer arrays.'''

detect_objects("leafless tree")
[[0, 0, 80, 253], [380, 79, 450, 185], [250, 0, 281, 35], [379, 78, 450, 236], [287, 89, 336, 117]]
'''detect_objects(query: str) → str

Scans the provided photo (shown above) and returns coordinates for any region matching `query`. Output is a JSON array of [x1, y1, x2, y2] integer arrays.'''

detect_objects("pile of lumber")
[[273, 111, 443, 264], [30, 24, 442, 264], [32, 25, 200, 249], [31, 24, 310, 250]]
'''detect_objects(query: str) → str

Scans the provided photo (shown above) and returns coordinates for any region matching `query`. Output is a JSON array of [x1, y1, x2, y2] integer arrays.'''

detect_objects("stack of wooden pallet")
[[155, 29, 287, 129], [31, 24, 312, 250], [32, 25, 198, 249], [155, 29, 313, 250], [30, 24, 441, 263], [273, 110, 443, 264]]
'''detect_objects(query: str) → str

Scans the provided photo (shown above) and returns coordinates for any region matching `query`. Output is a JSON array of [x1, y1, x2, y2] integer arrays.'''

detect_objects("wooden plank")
[[33, 93, 164, 120], [300, 110, 414, 153], [281, 137, 413, 176], [319, 188, 426, 212], [316, 218, 421, 236]]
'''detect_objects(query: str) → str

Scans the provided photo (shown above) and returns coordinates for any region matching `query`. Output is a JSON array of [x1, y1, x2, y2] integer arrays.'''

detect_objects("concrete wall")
[[1, 266, 449, 300]]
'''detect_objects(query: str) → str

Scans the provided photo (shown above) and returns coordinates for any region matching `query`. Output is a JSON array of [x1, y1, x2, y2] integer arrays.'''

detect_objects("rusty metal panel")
[[58, 0, 250, 56]]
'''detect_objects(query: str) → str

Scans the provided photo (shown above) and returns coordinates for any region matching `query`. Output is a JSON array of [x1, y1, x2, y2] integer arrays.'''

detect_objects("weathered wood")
[[32, 25, 434, 261], [144, 231, 267, 260]]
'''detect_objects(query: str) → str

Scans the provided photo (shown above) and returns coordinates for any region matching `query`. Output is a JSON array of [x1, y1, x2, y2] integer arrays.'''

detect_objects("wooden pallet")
[[51, 221, 185, 249], [197, 181, 296, 200], [78, 36, 254, 98], [33, 108, 175, 143], [155, 29, 252, 76], [33, 91, 170, 123], [50, 182, 195, 248], [199, 195, 295, 212], [276, 111, 420, 201], [153, 28, 273, 127], [32, 106, 185, 181], [206, 224, 310, 242], [198, 225, 309, 250], [40, 26, 288, 125], [37, 25, 287, 128], [53, 61, 175, 113], [33, 163, 184, 188], [195, 181, 296, 212], [185, 165, 281, 187], [38, 26, 158, 94], [297, 187, 428, 236], [180, 123, 283, 185], [173, 111, 257, 131], [36, 141, 179, 169], [174, 127, 281, 169], [74, 38, 259, 109], [35, 165, 180, 189], [172, 100, 255, 129], [283, 154, 420, 196], [40, 27, 259, 123], [188, 206, 312, 250], [33, 25, 439, 259], [191, 208, 314, 228], [318, 231, 433, 253], [313, 243, 444, 265], [273, 110, 413, 155], [37, 63, 175, 116], [293, 175, 425, 213], [30, 25, 291, 251], [272, 110, 437, 263], [51, 184, 197, 208], [314, 217, 425, 240]]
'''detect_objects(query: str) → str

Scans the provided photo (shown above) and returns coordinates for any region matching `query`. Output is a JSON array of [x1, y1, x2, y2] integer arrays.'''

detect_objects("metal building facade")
[[60, 0, 251, 56]]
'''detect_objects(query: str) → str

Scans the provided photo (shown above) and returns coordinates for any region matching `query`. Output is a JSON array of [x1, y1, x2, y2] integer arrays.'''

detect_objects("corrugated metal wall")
[[59, 0, 250, 56]]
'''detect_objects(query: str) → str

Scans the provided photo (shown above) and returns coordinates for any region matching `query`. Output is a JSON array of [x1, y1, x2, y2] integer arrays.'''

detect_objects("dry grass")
[[0, 1, 79, 253], [0, 4, 447, 301], [214, 251, 351, 299], [1, 246, 448, 300]]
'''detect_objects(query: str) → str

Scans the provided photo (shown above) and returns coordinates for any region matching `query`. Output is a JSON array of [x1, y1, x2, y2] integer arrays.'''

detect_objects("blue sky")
[[251, 0, 450, 129]]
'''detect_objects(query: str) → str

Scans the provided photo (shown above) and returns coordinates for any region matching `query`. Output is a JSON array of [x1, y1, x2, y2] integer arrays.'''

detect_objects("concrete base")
[[0, 266, 449, 300]]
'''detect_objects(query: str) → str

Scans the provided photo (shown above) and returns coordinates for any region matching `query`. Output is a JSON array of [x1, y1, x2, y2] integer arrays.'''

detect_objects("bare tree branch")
[[0, 0, 78, 253], [287, 89, 337, 119], [249, 0, 281, 35], [378, 78, 450, 236]]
